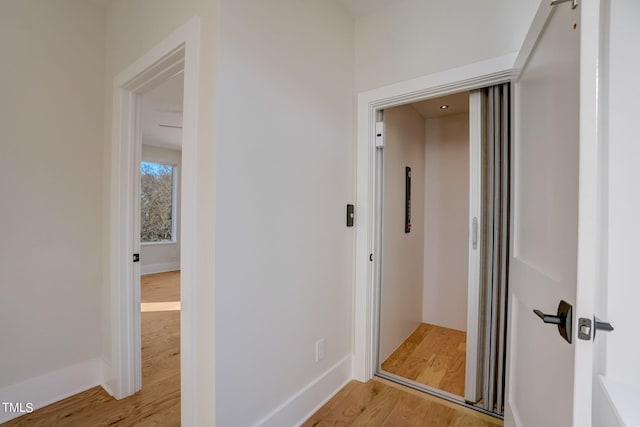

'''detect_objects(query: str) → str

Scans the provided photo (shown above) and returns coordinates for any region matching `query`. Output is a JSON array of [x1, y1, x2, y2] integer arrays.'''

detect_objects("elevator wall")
[[422, 113, 469, 332], [379, 104, 426, 361]]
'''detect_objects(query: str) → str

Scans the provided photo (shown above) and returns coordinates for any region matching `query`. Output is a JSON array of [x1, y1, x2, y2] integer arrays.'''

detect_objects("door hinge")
[[133, 253, 140, 263], [578, 317, 614, 340], [375, 122, 384, 148], [550, 0, 578, 9]]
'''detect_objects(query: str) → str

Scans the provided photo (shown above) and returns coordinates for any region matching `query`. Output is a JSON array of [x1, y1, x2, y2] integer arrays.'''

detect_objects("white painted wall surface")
[[422, 113, 469, 332], [379, 104, 425, 362], [354, 0, 539, 91], [604, 0, 640, 396], [214, 1, 354, 425], [0, 0, 104, 390], [104, 1, 218, 424], [140, 145, 181, 275]]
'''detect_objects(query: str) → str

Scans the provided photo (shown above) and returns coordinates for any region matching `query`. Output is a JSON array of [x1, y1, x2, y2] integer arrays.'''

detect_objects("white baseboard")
[[255, 354, 352, 427], [141, 261, 180, 275], [0, 358, 105, 423], [99, 359, 115, 397]]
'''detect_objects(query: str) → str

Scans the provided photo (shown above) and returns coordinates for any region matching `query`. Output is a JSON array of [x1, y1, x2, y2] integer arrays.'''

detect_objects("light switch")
[[346, 204, 354, 227]]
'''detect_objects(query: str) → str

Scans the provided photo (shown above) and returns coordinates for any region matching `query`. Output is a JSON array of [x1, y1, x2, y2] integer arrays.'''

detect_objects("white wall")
[[104, 1, 218, 424], [0, 0, 105, 401], [604, 0, 640, 392], [422, 113, 469, 332], [379, 104, 425, 361], [140, 145, 181, 275], [354, 0, 539, 91], [214, 1, 354, 425]]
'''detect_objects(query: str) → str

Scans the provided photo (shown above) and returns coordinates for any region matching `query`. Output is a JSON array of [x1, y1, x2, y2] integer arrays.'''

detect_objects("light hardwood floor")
[[381, 323, 466, 396], [302, 378, 501, 427], [2, 271, 181, 426]]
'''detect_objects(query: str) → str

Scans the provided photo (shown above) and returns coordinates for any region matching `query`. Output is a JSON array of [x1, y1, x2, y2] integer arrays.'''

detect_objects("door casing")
[[109, 16, 201, 425]]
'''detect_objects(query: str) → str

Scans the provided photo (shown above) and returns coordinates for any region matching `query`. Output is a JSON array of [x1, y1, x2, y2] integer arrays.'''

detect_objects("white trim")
[[254, 355, 352, 427], [353, 54, 517, 382], [141, 241, 178, 246], [465, 90, 483, 403], [109, 16, 200, 426], [141, 262, 181, 275], [0, 358, 104, 424]]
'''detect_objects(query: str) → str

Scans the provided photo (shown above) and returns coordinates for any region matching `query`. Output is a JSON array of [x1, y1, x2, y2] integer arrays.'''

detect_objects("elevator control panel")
[[405, 166, 411, 233]]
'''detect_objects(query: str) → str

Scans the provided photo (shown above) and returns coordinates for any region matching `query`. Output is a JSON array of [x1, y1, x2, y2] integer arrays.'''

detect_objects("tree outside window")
[[141, 162, 175, 243]]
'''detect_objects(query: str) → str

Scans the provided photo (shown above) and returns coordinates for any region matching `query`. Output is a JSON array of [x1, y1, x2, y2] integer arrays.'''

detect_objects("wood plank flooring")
[[2, 271, 181, 427], [302, 378, 501, 427], [381, 323, 466, 396]]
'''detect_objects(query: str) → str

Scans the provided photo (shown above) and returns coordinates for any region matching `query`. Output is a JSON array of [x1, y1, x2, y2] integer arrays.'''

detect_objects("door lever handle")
[[533, 309, 563, 325], [533, 300, 573, 344]]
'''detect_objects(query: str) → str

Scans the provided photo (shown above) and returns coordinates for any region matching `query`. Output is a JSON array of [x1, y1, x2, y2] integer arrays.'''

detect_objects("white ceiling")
[[141, 73, 184, 151], [144, 73, 184, 106], [337, 0, 395, 18], [410, 91, 469, 120]]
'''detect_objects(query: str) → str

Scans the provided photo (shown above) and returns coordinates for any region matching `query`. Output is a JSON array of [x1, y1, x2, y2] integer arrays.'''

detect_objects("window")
[[141, 161, 176, 243]]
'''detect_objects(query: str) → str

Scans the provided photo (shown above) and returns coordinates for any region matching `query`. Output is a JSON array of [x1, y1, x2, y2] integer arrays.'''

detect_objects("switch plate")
[[315, 338, 326, 363], [346, 204, 354, 227]]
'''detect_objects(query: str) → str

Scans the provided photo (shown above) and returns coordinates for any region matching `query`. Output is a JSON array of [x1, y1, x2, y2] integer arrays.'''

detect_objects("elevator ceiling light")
[[440, 105, 449, 109]]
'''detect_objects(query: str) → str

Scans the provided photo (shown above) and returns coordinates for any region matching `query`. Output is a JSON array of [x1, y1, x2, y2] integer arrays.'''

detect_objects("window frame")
[[140, 160, 178, 245]]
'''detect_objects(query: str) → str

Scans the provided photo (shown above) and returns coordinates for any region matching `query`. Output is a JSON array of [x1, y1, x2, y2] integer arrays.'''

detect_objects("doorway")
[[375, 86, 510, 416], [109, 19, 200, 421], [376, 92, 471, 399], [137, 72, 185, 419]]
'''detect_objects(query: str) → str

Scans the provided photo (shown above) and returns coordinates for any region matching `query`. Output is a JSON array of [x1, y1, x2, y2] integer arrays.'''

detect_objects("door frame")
[[109, 16, 200, 418], [353, 53, 516, 387]]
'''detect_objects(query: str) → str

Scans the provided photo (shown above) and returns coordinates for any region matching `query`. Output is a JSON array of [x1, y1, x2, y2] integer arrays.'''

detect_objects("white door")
[[505, 1, 602, 426]]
